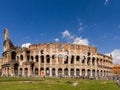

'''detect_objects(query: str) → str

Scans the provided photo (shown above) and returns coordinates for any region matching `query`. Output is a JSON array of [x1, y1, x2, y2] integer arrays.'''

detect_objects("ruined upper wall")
[[29, 43, 97, 55]]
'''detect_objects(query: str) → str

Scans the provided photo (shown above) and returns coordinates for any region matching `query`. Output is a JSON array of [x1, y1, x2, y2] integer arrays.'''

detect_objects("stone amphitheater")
[[1, 29, 113, 78]]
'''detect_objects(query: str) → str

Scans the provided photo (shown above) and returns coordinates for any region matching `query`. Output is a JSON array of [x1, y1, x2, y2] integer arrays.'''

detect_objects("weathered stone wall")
[[1, 29, 113, 78]]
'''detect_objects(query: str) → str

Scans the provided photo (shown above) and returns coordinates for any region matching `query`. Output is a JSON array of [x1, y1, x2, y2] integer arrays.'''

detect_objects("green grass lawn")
[[0, 77, 119, 90]]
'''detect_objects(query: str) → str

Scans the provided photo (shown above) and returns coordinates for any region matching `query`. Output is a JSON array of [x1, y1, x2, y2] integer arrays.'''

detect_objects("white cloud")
[[54, 38, 59, 42], [22, 43, 31, 48], [104, 0, 109, 5], [106, 49, 120, 64], [62, 30, 89, 45], [62, 30, 74, 39], [73, 37, 89, 45]]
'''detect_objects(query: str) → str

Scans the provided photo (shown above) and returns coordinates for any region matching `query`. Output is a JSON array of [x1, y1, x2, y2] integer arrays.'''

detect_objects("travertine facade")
[[0, 58, 2, 69], [1, 29, 113, 78]]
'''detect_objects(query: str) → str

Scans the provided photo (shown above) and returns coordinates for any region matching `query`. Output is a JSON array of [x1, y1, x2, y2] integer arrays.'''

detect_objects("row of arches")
[[18, 67, 110, 77], [17, 55, 98, 65]]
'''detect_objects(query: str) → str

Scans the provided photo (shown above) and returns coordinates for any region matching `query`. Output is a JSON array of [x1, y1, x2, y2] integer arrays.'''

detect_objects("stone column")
[[68, 68, 70, 77], [74, 68, 76, 76], [56, 68, 58, 77], [50, 68, 52, 77]]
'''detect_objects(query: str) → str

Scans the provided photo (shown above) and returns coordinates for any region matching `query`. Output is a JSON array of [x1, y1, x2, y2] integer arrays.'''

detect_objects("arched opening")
[[104, 71, 106, 77], [11, 52, 16, 60], [64, 68, 68, 76], [70, 69, 74, 76], [92, 70, 95, 77], [87, 69, 90, 77], [64, 55, 68, 64], [58, 68, 62, 77], [100, 70, 103, 77], [87, 51, 91, 56], [52, 68, 56, 76], [87, 57, 90, 65], [82, 69, 85, 77], [40, 67, 44, 77], [20, 55, 23, 61], [41, 50, 44, 54], [64, 50, 69, 55], [17, 56, 19, 61], [35, 68, 38, 75], [24, 68, 28, 77], [52, 54, 56, 59], [46, 68, 50, 76], [14, 63, 19, 76], [92, 57, 95, 66], [76, 56, 80, 61], [76, 69, 80, 76], [100, 59, 102, 65], [81, 56, 85, 63], [35, 55, 39, 62], [27, 55, 30, 61], [71, 55, 74, 64], [19, 68, 23, 77], [97, 70, 99, 77], [46, 55, 50, 63], [31, 56, 34, 61], [31, 63, 34, 74], [41, 55, 44, 63]]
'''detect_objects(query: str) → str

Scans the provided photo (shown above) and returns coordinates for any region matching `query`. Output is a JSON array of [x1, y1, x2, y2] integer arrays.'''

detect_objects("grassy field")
[[0, 77, 119, 90]]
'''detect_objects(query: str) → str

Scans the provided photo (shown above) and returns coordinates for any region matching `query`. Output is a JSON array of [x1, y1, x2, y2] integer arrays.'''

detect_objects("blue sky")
[[0, 0, 120, 63]]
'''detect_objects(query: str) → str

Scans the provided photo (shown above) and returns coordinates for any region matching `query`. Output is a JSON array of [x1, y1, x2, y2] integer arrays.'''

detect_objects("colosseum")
[[1, 28, 113, 78]]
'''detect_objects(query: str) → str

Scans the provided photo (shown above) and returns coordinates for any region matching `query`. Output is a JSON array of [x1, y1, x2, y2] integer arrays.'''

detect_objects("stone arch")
[[19, 68, 23, 76], [100, 59, 102, 65], [87, 57, 91, 65], [64, 50, 69, 55], [104, 71, 106, 77], [76, 68, 80, 76], [24, 68, 28, 77], [64, 68, 68, 76], [92, 69, 95, 77], [46, 67, 50, 76], [35, 68, 39, 75], [81, 56, 85, 63], [35, 55, 39, 62], [31, 56, 34, 61], [52, 68, 56, 76], [40, 67, 44, 77], [58, 68, 62, 77], [27, 55, 30, 61], [76, 56, 80, 61], [100, 70, 103, 76], [64, 55, 68, 64], [82, 69, 85, 76], [20, 55, 23, 61], [97, 70, 99, 77], [46, 55, 50, 63], [40, 50, 44, 54], [70, 68, 74, 76], [41, 55, 44, 63], [92, 57, 95, 65], [87, 69, 91, 77], [14, 63, 19, 76], [11, 51, 16, 60], [71, 55, 74, 64]]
